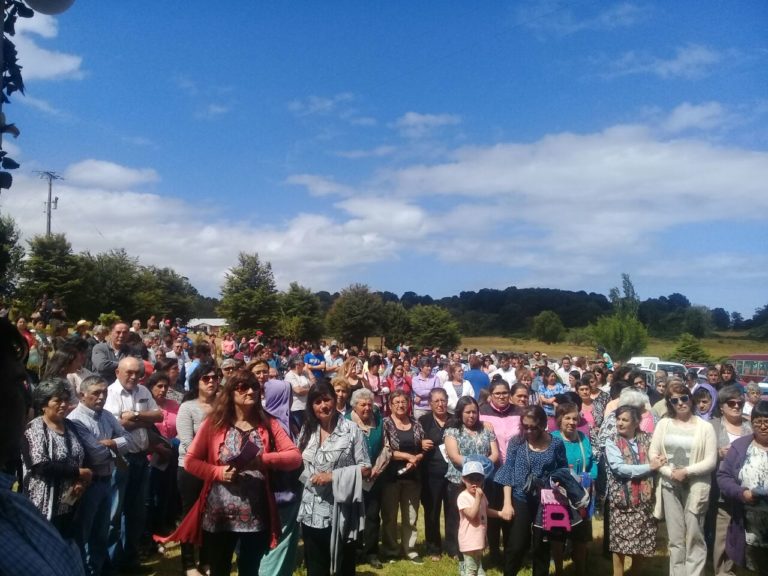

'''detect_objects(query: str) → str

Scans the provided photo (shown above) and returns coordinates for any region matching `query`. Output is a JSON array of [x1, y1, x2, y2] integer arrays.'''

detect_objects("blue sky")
[[1, 0, 767, 317]]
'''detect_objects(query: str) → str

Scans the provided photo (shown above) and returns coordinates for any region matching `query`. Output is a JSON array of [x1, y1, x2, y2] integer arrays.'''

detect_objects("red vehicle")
[[726, 354, 768, 384]]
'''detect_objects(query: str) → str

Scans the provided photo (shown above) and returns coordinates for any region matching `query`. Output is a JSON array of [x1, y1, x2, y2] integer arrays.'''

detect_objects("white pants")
[[662, 484, 707, 576]]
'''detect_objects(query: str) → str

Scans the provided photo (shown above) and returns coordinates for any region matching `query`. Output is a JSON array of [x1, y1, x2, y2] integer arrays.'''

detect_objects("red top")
[[155, 415, 301, 547]]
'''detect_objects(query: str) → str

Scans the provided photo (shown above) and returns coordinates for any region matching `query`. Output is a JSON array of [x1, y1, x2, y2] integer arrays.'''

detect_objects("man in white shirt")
[[104, 357, 162, 572], [490, 354, 518, 385], [556, 356, 574, 384]]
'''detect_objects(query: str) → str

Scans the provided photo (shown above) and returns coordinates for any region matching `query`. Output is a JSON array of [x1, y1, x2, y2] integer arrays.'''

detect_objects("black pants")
[[177, 467, 207, 570], [422, 471, 459, 556], [302, 524, 356, 576], [204, 529, 269, 576], [361, 479, 382, 557], [486, 480, 510, 560], [504, 497, 550, 576], [445, 482, 464, 559]]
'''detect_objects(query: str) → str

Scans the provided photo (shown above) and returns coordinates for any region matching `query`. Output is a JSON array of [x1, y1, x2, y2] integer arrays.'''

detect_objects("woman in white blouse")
[[442, 364, 474, 414]]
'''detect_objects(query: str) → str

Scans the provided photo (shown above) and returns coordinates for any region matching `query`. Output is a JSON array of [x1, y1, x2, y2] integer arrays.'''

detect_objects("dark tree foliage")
[[711, 307, 730, 331]]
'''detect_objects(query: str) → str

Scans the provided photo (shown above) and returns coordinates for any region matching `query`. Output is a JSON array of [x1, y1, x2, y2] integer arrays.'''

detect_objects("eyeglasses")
[[201, 374, 219, 383], [669, 395, 690, 406], [725, 399, 745, 409], [752, 418, 768, 430], [492, 391, 510, 398]]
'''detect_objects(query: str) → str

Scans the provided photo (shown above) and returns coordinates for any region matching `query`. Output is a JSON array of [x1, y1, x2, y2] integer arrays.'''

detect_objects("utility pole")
[[36, 170, 62, 236]]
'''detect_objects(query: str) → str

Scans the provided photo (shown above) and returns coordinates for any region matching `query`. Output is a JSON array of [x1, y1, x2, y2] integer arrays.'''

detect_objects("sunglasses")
[[233, 381, 259, 393], [670, 395, 690, 406], [725, 399, 745, 409], [200, 374, 219, 383]]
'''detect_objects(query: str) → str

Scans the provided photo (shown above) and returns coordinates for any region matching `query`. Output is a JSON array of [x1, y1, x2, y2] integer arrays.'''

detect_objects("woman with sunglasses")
[[174, 360, 219, 575], [717, 400, 768, 573], [710, 385, 753, 576], [160, 368, 301, 576], [495, 405, 567, 576], [649, 382, 717, 576]]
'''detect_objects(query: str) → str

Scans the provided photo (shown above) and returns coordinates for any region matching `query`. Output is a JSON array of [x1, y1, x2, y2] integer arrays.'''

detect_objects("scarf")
[[263, 379, 291, 436], [610, 431, 654, 508]]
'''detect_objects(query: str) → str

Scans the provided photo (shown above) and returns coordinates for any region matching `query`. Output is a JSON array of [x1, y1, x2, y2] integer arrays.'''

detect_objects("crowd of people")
[[3, 315, 767, 576]]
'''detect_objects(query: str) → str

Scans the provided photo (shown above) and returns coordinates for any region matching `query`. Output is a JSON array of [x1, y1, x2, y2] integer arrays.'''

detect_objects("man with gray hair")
[[68, 375, 132, 576], [104, 356, 162, 573]]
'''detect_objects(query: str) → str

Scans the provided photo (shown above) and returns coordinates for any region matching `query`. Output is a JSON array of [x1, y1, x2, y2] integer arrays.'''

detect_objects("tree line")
[[2, 216, 767, 351]]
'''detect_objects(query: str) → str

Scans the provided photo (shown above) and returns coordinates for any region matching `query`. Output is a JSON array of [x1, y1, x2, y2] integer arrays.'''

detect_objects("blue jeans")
[[108, 454, 149, 568], [75, 476, 112, 576]]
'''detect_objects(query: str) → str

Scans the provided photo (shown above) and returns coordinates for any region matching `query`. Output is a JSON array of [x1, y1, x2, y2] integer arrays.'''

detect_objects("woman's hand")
[[743, 489, 756, 504], [499, 504, 514, 521], [421, 439, 434, 452], [649, 454, 666, 471], [78, 468, 93, 485], [310, 471, 333, 485], [670, 467, 688, 483], [220, 465, 237, 483]]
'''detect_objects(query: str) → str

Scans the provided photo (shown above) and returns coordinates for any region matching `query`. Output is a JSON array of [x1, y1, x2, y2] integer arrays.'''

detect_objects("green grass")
[[143, 517, 701, 576], [460, 334, 766, 363]]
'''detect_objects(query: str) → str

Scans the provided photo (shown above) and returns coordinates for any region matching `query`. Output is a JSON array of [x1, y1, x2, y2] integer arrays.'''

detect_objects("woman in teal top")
[[346, 388, 388, 567], [550, 401, 597, 576]]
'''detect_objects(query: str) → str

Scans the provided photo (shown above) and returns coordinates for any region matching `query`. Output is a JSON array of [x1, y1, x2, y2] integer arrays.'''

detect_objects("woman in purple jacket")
[[717, 400, 768, 573]]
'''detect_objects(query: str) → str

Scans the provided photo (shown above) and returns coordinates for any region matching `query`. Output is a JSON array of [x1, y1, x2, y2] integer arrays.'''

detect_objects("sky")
[[1, 1, 766, 317]]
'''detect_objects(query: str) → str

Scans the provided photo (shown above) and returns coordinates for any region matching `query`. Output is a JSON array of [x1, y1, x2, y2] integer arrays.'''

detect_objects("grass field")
[[144, 513, 749, 575], [460, 333, 767, 363]]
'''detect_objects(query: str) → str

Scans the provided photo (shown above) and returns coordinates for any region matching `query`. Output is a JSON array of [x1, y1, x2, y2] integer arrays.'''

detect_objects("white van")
[[627, 356, 660, 369]]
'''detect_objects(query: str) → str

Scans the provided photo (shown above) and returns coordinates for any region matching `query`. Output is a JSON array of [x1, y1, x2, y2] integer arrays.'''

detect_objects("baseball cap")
[[462, 461, 485, 477]]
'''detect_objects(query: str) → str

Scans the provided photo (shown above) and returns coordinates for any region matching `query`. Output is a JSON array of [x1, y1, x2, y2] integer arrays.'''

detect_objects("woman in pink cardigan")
[[157, 369, 302, 576]]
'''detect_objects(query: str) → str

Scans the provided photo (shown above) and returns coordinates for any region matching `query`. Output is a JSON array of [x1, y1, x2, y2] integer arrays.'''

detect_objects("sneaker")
[[458, 560, 466, 576], [409, 555, 424, 565]]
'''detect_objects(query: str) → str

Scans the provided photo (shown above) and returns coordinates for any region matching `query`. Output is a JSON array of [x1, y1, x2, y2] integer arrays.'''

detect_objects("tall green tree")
[[682, 306, 712, 338], [278, 282, 324, 341], [0, 212, 24, 296], [381, 301, 411, 347], [218, 252, 279, 332], [408, 305, 460, 351], [326, 284, 383, 348], [672, 333, 711, 363], [72, 249, 141, 320], [591, 274, 648, 361], [531, 310, 565, 344], [18, 233, 81, 314]]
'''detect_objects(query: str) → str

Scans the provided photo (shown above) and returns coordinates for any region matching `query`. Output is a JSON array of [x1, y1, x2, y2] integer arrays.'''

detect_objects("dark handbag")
[[523, 445, 544, 498]]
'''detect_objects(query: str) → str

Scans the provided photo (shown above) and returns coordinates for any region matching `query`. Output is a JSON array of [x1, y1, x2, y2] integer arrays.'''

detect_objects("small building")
[[186, 318, 228, 335]]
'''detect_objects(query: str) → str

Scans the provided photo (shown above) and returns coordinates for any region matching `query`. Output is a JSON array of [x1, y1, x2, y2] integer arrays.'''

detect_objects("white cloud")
[[195, 103, 231, 119], [661, 102, 729, 133], [1, 105, 766, 313], [288, 93, 354, 116], [63, 159, 159, 190], [609, 44, 724, 80], [285, 174, 355, 197], [17, 94, 67, 117], [335, 145, 396, 159], [517, 1, 649, 36], [393, 112, 461, 138], [14, 14, 83, 81]]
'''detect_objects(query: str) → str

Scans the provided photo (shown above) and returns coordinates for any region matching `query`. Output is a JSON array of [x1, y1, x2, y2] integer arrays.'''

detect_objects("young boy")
[[457, 461, 500, 576]]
